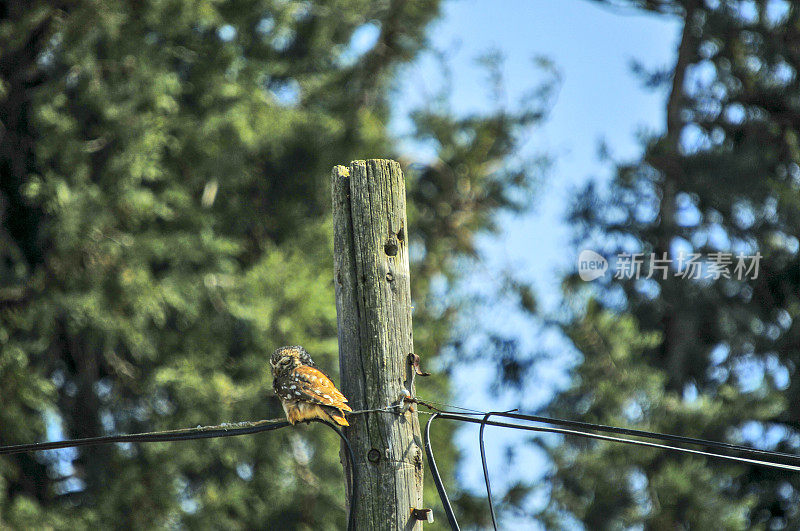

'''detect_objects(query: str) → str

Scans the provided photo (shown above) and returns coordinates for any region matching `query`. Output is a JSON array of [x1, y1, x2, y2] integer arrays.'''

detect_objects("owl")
[[270, 346, 353, 426]]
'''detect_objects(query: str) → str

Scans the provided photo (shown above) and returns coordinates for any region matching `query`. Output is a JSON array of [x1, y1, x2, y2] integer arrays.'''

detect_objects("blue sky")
[[394, 0, 681, 310], [389, 0, 683, 524]]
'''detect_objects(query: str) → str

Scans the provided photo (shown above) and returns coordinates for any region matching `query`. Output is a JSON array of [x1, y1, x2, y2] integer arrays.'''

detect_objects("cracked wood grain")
[[332, 160, 423, 530]]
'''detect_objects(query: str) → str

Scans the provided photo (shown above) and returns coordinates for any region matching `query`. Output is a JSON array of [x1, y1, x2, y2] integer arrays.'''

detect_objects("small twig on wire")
[[413, 398, 486, 415]]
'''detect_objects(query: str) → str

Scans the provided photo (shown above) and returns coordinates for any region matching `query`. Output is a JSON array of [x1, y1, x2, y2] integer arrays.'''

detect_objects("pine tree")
[[546, 1, 800, 528], [0, 1, 546, 528]]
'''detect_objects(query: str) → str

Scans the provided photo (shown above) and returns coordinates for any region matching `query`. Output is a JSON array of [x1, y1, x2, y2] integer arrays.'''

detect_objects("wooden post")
[[332, 160, 424, 530]]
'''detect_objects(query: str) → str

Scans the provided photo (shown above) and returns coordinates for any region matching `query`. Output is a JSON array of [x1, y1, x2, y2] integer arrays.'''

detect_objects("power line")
[[0, 419, 290, 455], [0, 405, 401, 457], [423, 411, 460, 531], [415, 402, 800, 467], [422, 407, 800, 531], [3, 399, 800, 529], [495, 410, 800, 466], [479, 412, 505, 531], [0, 413, 382, 531], [0, 406, 407, 530], [314, 419, 358, 531]]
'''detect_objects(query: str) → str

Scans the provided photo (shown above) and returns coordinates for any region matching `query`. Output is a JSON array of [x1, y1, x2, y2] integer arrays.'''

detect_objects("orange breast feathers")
[[275, 365, 353, 426]]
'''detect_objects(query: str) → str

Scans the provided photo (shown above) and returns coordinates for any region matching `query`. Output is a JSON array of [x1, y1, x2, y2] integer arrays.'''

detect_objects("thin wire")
[[435, 412, 800, 473], [0, 404, 401, 457], [5, 399, 800, 528], [494, 411, 800, 465], [349, 404, 403, 415], [0, 419, 291, 456], [415, 399, 486, 415], [414, 400, 800, 467], [423, 413, 460, 531], [424, 408, 800, 531], [0, 413, 377, 530], [479, 413, 499, 531], [311, 419, 357, 531]]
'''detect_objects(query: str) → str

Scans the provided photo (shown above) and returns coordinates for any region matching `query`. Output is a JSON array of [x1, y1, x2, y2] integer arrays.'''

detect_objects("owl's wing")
[[290, 365, 353, 412]]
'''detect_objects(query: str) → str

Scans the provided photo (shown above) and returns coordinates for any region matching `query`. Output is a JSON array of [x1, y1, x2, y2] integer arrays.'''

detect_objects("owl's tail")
[[327, 407, 350, 427]]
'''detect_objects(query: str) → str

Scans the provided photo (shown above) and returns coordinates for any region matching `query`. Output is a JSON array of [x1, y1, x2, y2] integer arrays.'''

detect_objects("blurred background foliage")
[[6, 0, 799, 529], [0, 0, 546, 528], [544, 0, 800, 528]]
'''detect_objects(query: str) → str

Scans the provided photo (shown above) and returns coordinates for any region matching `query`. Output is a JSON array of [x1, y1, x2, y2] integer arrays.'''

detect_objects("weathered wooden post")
[[332, 160, 424, 530]]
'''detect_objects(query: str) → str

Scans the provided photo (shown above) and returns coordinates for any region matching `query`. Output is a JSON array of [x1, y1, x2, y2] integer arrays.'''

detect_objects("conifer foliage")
[[0, 1, 544, 528], [547, 1, 800, 528]]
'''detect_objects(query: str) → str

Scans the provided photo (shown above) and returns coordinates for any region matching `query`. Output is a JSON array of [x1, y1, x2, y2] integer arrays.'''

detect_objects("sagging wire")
[[0, 405, 401, 531], [5, 397, 800, 529], [479, 413, 498, 531], [480, 411, 519, 531], [416, 403, 800, 467], [0, 419, 291, 455], [446, 411, 800, 470], [311, 419, 358, 531], [494, 411, 800, 465], [423, 413, 460, 531], [0, 404, 403, 457], [419, 403, 800, 531]]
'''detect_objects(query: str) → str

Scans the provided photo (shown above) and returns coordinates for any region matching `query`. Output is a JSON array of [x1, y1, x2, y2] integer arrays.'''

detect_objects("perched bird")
[[270, 346, 353, 426]]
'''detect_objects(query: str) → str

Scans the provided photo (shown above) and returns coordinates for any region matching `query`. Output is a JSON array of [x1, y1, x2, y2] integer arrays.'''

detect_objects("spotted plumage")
[[270, 346, 352, 426]]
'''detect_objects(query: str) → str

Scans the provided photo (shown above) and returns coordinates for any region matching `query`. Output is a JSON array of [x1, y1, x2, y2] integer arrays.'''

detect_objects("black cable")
[[424, 410, 800, 530], [416, 402, 800, 468], [434, 412, 800, 472], [423, 413, 460, 531], [311, 420, 357, 531], [0, 418, 359, 529], [0, 405, 395, 457], [6, 400, 800, 528], [479, 413, 499, 531], [0, 419, 291, 455], [491, 411, 800, 466]]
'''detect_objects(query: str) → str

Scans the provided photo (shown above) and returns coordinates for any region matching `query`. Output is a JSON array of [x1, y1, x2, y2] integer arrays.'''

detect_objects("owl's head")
[[270, 345, 315, 374]]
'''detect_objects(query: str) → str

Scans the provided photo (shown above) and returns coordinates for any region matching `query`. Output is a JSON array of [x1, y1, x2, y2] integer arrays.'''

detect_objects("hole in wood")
[[384, 239, 399, 256]]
